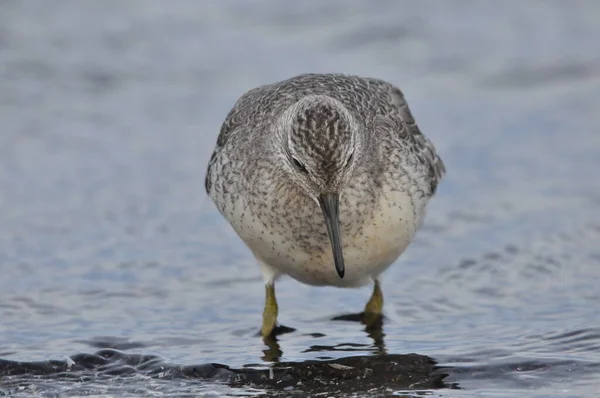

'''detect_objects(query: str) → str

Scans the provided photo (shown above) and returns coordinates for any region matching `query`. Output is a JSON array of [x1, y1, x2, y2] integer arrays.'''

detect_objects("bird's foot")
[[261, 284, 278, 338], [363, 279, 384, 329]]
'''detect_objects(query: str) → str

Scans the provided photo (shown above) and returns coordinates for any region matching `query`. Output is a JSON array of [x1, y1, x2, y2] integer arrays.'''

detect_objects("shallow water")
[[1, 1, 600, 397]]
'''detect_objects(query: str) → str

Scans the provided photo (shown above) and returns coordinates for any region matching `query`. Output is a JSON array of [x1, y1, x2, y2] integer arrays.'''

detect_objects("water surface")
[[1, 1, 600, 396]]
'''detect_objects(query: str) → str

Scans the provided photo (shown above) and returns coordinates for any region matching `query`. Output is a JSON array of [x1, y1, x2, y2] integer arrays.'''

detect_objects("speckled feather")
[[205, 73, 445, 287]]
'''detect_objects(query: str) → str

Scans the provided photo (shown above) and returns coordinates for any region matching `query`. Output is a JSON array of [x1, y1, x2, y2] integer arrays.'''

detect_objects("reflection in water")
[[261, 336, 283, 363], [331, 311, 387, 355], [262, 312, 388, 362], [368, 323, 387, 356], [260, 324, 296, 362]]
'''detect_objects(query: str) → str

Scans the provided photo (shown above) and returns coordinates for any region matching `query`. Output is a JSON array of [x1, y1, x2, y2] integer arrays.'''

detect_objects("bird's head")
[[274, 95, 363, 279]]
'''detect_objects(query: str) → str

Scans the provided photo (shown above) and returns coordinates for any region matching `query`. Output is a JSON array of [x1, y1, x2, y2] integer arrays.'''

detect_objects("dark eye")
[[291, 157, 308, 174], [345, 152, 354, 168]]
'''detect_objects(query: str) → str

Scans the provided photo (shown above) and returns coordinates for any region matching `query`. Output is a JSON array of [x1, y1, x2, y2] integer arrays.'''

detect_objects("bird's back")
[[205, 73, 444, 197]]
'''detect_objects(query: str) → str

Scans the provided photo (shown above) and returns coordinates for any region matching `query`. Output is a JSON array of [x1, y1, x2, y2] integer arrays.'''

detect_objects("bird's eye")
[[344, 152, 354, 168], [291, 157, 308, 174]]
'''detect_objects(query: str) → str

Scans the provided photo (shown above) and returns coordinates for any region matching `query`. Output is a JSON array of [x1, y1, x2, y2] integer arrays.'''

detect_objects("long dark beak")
[[318, 193, 345, 278]]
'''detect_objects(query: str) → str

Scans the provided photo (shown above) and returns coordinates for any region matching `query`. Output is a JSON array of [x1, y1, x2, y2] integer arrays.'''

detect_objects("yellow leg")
[[261, 283, 278, 338], [363, 279, 383, 327]]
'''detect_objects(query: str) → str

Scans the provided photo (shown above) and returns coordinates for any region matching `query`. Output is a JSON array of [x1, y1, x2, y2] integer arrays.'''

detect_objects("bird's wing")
[[204, 84, 273, 194], [368, 79, 446, 196]]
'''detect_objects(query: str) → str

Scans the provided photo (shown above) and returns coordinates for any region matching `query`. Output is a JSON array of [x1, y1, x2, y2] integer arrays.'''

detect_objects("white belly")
[[225, 186, 427, 288]]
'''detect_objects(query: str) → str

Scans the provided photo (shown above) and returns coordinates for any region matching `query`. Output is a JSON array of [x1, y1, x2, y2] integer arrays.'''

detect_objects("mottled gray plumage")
[[205, 73, 444, 295]]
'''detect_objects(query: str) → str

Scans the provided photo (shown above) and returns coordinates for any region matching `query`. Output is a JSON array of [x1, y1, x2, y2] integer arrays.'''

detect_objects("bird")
[[204, 73, 445, 338]]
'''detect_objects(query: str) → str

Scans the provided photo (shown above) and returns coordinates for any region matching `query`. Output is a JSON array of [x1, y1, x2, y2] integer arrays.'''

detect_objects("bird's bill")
[[318, 193, 345, 278]]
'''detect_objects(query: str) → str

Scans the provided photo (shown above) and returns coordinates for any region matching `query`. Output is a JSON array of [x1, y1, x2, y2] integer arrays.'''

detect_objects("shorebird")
[[205, 73, 445, 338]]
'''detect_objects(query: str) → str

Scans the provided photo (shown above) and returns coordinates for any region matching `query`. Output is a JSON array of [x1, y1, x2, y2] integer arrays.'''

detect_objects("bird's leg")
[[363, 279, 383, 327], [261, 283, 278, 338]]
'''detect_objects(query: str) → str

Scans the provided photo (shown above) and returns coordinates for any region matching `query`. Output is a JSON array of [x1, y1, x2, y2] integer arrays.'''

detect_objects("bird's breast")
[[228, 178, 426, 287]]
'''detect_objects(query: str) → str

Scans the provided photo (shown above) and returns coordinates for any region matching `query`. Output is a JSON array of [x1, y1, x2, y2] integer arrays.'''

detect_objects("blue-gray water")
[[1, 1, 600, 397]]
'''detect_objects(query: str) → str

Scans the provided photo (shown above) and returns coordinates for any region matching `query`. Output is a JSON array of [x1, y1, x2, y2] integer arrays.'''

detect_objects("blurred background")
[[1, 1, 599, 397]]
